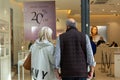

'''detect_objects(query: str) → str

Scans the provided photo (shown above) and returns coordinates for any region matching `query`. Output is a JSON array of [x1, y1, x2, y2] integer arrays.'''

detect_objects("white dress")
[[30, 39, 57, 80]]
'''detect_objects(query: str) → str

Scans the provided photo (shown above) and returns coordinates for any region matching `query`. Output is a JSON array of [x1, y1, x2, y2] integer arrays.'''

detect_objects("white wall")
[[107, 22, 120, 45]]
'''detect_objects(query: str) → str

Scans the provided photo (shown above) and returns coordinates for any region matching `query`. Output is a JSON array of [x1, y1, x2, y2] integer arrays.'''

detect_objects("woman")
[[91, 26, 101, 43], [30, 26, 57, 80]]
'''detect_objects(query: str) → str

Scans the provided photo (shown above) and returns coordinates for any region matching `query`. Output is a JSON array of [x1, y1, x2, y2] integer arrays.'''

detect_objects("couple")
[[30, 18, 96, 80]]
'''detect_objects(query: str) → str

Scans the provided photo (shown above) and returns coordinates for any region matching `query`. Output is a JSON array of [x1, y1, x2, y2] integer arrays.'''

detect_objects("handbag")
[[23, 53, 31, 70]]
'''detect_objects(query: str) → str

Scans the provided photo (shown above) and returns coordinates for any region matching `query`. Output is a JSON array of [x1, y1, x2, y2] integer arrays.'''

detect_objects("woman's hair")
[[91, 25, 98, 35], [38, 26, 53, 42]]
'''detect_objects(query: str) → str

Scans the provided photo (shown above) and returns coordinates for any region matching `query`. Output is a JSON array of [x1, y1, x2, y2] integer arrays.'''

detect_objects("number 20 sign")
[[24, 1, 56, 40]]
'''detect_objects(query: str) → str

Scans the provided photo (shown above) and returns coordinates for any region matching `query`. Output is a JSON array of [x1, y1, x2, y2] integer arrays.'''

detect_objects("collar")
[[66, 27, 77, 32]]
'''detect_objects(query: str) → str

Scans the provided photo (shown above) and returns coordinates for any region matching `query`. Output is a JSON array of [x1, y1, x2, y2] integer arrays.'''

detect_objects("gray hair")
[[39, 26, 53, 42], [66, 18, 76, 27]]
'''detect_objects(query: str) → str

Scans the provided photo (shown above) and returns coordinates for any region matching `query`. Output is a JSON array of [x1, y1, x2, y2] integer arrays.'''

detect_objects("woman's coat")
[[30, 39, 57, 80]]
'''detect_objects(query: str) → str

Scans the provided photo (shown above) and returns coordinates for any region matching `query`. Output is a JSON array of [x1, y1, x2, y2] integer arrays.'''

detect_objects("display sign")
[[24, 1, 56, 40]]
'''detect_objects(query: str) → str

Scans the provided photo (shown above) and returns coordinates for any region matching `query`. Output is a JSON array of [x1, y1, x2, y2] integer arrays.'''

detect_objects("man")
[[54, 18, 96, 80]]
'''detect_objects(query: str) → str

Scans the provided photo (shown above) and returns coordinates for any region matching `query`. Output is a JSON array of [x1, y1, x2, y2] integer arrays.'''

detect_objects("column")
[[81, 0, 90, 35]]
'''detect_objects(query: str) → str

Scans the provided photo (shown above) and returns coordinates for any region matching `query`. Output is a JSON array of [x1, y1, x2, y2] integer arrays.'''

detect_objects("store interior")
[[1, 0, 120, 80]]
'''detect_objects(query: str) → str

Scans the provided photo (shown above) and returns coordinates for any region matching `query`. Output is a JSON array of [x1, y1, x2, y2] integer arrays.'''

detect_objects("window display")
[[0, 20, 9, 57], [0, 19, 11, 80]]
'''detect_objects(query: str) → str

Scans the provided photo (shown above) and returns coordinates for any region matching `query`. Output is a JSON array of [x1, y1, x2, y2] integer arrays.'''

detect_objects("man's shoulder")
[[78, 31, 86, 37], [59, 32, 65, 36]]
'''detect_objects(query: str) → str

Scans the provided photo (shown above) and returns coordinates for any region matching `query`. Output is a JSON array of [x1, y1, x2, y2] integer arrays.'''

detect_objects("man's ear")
[[67, 26, 70, 29]]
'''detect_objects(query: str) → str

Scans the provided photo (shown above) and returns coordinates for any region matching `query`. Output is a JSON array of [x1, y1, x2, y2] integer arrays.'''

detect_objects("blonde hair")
[[39, 26, 53, 42]]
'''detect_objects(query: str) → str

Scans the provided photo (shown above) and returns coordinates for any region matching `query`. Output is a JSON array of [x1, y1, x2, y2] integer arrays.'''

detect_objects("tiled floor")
[[12, 64, 120, 80]]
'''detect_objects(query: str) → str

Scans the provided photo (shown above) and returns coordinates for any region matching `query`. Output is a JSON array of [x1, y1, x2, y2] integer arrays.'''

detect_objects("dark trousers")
[[62, 77, 87, 80]]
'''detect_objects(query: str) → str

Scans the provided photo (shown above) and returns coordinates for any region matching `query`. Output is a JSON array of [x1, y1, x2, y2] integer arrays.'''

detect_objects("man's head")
[[66, 18, 76, 28]]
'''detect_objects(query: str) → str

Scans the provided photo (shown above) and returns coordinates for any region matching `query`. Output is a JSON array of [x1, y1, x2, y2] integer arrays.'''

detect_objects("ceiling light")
[[110, 10, 117, 13], [90, 10, 92, 13], [56, 7, 59, 10], [67, 10, 71, 15], [117, 3, 120, 5], [102, 9, 105, 11]]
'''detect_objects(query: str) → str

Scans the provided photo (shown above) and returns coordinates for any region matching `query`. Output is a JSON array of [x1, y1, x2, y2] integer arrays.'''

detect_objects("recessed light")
[[117, 3, 120, 5], [102, 9, 105, 11], [110, 10, 117, 12]]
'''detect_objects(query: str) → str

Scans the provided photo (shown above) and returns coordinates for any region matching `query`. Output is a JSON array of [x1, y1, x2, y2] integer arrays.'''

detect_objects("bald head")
[[66, 18, 76, 27]]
